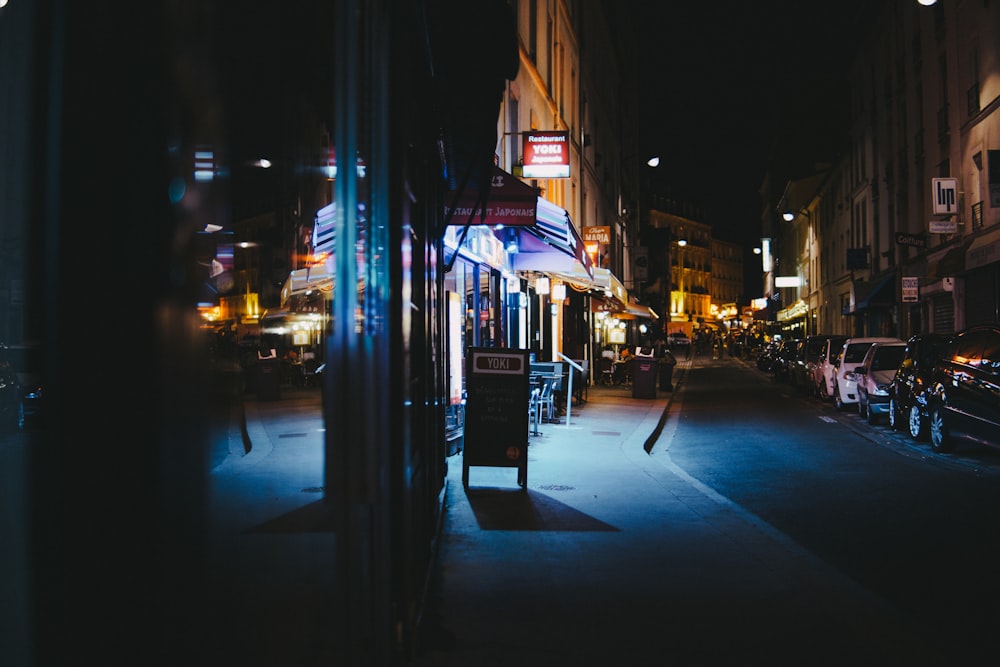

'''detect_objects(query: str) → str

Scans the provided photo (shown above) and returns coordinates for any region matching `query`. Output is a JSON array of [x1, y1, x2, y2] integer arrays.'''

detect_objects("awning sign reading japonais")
[[444, 166, 538, 227]]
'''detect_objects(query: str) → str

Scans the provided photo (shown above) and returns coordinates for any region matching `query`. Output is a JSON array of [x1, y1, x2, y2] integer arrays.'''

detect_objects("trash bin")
[[631, 356, 657, 399], [659, 351, 677, 391], [256, 358, 281, 400]]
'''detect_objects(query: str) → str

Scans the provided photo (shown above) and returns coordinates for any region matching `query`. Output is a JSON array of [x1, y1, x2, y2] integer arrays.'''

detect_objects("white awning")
[[510, 197, 594, 280], [966, 228, 1000, 271], [280, 265, 333, 307]]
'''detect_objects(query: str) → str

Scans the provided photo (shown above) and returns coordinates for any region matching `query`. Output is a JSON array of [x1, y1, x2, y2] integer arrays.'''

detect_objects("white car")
[[811, 335, 848, 400], [833, 337, 903, 411], [856, 341, 907, 424]]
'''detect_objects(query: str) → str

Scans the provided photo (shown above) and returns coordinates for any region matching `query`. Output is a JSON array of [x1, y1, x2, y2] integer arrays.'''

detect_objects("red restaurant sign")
[[521, 130, 570, 179]]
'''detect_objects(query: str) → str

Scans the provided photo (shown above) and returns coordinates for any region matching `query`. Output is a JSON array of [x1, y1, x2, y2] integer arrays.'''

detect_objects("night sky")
[[627, 1, 871, 248]]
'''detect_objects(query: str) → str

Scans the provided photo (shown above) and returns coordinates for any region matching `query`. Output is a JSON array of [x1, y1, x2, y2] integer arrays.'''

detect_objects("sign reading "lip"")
[[932, 177, 958, 215]]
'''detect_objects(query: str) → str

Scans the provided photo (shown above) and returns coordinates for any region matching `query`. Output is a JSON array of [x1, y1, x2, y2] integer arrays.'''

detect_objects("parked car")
[[772, 338, 801, 381], [887, 333, 951, 439], [832, 337, 903, 411], [755, 340, 781, 372], [856, 341, 907, 424], [925, 325, 1000, 453], [788, 334, 836, 395], [666, 332, 692, 358], [811, 335, 849, 401], [0, 343, 22, 431]]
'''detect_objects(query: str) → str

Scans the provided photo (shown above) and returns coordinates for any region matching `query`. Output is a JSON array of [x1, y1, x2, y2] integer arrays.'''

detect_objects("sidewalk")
[[228, 357, 943, 666], [416, 356, 941, 666]]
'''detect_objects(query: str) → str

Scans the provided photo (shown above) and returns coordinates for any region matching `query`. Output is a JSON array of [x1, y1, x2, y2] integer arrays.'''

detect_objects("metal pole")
[[557, 353, 584, 427]]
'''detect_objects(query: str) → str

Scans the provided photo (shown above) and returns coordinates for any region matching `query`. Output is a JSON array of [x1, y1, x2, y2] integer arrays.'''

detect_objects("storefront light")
[[536, 276, 550, 295], [504, 227, 519, 254], [551, 283, 566, 301]]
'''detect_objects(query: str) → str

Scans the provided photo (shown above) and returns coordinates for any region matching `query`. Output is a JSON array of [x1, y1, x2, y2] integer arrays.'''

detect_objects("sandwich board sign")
[[462, 348, 529, 489]]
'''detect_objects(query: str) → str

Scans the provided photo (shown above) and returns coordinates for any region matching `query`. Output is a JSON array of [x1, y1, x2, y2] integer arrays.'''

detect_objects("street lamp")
[[782, 208, 810, 222]]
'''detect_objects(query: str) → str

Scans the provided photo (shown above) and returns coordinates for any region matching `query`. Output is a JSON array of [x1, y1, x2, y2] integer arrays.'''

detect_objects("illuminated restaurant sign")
[[521, 130, 570, 178]]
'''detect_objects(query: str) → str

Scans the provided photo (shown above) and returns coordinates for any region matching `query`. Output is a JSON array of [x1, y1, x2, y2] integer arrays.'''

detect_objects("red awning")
[[444, 166, 538, 227]]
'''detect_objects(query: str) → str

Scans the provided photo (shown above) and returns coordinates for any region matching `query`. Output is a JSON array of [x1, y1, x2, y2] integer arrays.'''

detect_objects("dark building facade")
[[0, 1, 520, 664]]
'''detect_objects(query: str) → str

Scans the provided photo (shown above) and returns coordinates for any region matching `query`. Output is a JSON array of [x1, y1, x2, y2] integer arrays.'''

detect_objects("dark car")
[[666, 332, 692, 359], [772, 338, 802, 381], [925, 325, 1000, 453], [887, 332, 951, 439], [755, 340, 781, 372], [856, 341, 907, 425]]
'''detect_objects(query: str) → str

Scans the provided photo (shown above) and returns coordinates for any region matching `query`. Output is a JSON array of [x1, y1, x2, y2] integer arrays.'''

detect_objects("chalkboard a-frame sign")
[[462, 348, 530, 490]]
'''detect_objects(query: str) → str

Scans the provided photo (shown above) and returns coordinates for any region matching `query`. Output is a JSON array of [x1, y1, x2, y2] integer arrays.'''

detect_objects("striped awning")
[[509, 197, 594, 280], [280, 264, 333, 307]]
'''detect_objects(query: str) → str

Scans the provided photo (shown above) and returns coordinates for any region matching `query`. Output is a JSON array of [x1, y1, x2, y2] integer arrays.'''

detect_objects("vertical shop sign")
[[901, 276, 919, 303], [462, 348, 529, 489]]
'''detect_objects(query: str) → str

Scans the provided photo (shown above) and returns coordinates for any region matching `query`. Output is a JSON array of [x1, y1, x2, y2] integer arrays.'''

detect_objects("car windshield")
[[871, 345, 905, 371], [843, 343, 873, 364], [918, 337, 947, 367]]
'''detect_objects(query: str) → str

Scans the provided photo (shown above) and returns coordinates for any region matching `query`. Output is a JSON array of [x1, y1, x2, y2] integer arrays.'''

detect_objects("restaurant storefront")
[[443, 225, 515, 455], [964, 228, 1000, 327]]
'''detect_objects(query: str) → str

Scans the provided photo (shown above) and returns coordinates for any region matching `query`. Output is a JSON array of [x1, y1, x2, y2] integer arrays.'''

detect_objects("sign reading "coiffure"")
[[522, 130, 570, 179]]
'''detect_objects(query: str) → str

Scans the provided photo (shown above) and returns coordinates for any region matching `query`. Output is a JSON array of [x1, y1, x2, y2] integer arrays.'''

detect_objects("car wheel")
[[908, 404, 926, 441], [864, 398, 878, 425], [888, 398, 900, 430], [929, 405, 956, 453], [834, 383, 845, 411]]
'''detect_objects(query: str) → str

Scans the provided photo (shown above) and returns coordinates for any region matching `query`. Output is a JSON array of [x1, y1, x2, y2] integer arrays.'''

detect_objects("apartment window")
[[508, 96, 519, 167], [546, 13, 553, 95], [967, 82, 981, 117], [967, 47, 980, 117], [529, 0, 537, 61], [911, 35, 922, 73], [938, 52, 948, 109], [937, 104, 949, 140]]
